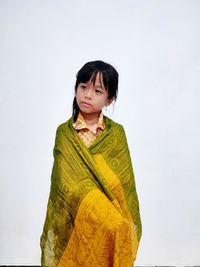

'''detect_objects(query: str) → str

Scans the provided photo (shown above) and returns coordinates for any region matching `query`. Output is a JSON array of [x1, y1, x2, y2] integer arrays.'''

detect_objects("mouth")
[[81, 101, 92, 108]]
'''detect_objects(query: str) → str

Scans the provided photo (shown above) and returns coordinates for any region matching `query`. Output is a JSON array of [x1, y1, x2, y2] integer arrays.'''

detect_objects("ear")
[[105, 97, 115, 107]]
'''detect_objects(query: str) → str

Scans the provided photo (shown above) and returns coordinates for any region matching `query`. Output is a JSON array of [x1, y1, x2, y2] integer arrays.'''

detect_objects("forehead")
[[91, 72, 103, 85], [83, 72, 105, 88]]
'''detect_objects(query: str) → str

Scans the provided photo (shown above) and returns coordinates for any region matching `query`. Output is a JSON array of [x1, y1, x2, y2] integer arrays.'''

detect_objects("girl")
[[40, 60, 142, 267]]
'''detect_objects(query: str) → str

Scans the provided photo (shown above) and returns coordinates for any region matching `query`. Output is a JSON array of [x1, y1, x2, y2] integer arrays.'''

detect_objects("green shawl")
[[40, 116, 142, 266]]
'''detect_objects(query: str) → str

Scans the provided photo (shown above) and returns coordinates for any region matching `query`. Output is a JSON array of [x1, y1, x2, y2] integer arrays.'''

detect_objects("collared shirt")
[[73, 112, 105, 147]]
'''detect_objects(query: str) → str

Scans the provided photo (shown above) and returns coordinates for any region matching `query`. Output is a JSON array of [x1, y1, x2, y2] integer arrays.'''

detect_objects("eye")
[[80, 84, 86, 90], [95, 89, 102, 94]]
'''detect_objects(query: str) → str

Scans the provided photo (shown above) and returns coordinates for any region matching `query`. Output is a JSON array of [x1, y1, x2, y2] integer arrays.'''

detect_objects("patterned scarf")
[[40, 116, 142, 266]]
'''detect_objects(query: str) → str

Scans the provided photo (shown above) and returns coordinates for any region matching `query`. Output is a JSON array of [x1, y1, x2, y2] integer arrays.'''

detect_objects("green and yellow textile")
[[40, 116, 142, 267]]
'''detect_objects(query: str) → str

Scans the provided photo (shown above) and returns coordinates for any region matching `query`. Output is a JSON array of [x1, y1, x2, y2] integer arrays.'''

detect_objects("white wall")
[[0, 0, 200, 265]]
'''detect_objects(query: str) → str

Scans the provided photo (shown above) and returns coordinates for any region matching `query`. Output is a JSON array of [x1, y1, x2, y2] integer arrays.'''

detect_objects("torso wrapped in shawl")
[[40, 115, 142, 267]]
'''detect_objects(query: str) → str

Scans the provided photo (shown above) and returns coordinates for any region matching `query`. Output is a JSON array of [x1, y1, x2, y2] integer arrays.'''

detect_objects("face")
[[75, 72, 112, 115]]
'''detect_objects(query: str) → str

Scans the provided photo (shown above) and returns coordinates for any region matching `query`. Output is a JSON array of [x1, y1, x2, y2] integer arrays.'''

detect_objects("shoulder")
[[104, 116, 127, 143], [104, 116, 125, 133], [53, 118, 73, 147], [55, 117, 73, 135]]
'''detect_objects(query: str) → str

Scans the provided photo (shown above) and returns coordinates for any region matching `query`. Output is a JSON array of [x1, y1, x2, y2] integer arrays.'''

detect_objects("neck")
[[80, 111, 101, 126]]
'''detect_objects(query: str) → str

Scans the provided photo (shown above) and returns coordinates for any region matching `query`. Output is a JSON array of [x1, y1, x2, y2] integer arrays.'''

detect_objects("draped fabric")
[[40, 116, 142, 267]]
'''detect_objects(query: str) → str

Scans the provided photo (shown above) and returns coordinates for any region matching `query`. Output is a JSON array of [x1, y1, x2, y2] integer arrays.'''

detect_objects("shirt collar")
[[73, 111, 105, 131]]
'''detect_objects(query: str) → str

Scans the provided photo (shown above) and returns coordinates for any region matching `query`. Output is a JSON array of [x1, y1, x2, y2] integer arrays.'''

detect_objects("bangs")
[[76, 70, 107, 90]]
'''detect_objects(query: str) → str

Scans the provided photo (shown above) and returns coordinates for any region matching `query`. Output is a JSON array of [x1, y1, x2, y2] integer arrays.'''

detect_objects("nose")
[[85, 88, 93, 99]]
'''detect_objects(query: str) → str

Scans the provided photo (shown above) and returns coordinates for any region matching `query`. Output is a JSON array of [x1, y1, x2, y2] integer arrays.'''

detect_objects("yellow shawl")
[[40, 116, 142, 267]]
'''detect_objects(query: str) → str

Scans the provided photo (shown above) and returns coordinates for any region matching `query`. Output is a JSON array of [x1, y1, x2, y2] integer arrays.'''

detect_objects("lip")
[[81, 101, 92, 107]]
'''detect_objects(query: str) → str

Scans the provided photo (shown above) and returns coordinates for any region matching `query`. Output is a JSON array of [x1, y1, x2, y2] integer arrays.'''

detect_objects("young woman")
[[40, 60, 142, 266]]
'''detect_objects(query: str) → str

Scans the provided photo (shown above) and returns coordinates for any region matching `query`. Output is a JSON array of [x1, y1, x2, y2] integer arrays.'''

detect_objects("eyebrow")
[[94, 85, 103, 88], [80, 82, 104, 89]]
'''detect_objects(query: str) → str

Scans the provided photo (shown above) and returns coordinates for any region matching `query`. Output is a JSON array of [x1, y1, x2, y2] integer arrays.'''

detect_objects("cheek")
[[74, 86, 78, 95], [75, 89, 80, 99]]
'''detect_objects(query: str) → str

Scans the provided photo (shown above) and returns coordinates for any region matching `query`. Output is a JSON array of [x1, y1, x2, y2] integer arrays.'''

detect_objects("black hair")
[[72, 60, 118, 121]]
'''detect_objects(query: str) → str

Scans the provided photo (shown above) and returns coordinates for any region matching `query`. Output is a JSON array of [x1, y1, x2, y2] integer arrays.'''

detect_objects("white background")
[[0, 0, 200, 265]]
